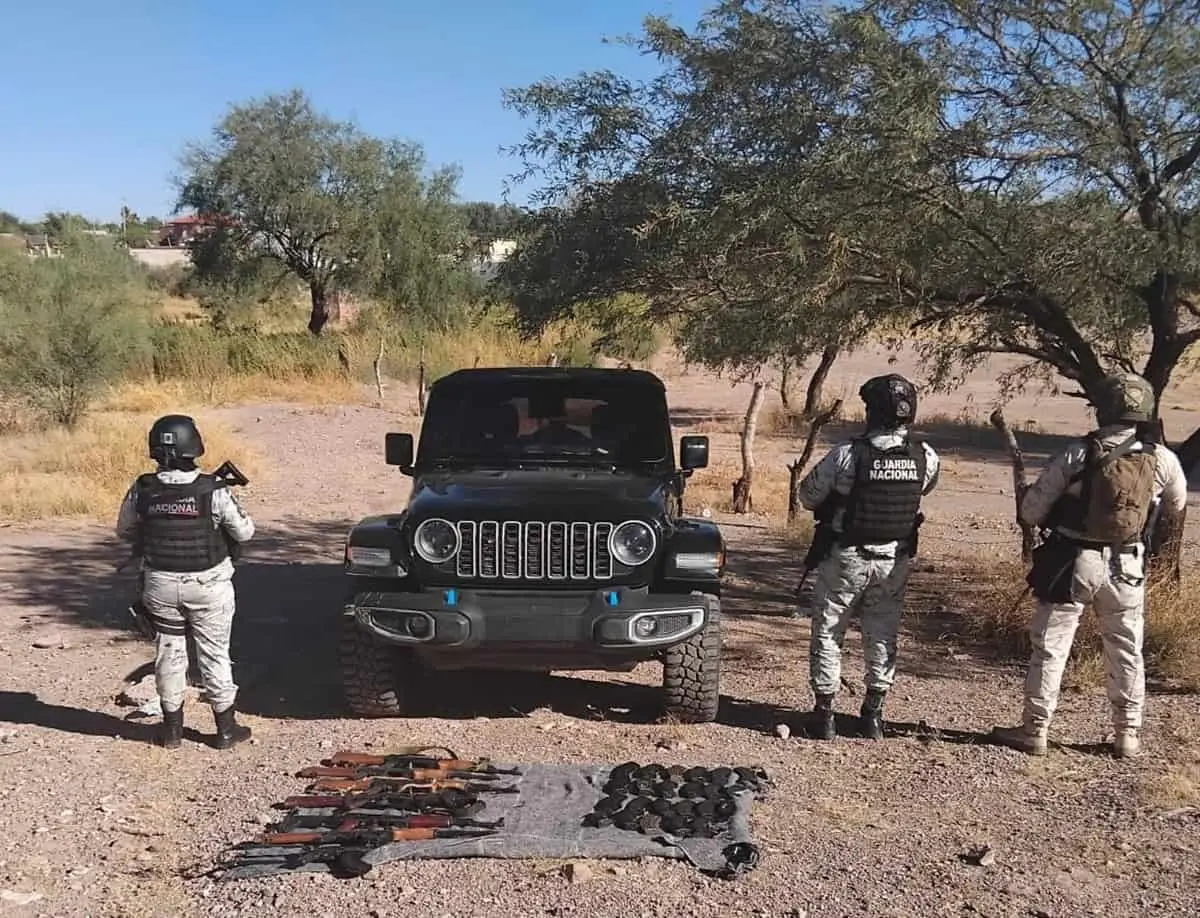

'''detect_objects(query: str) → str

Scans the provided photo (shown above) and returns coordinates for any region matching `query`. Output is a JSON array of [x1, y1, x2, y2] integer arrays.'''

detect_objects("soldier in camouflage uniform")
[[797, 374, 940, 740], [992, 374, 1188, 758], [116, 415, 256, 750]]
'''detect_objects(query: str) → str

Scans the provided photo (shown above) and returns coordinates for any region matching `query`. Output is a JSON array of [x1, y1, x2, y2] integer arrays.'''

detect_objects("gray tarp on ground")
[[216, 763, 763, 880]]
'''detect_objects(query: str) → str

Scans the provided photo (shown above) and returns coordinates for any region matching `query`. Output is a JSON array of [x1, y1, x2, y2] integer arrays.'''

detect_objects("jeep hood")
[[406, 469, 671, 522]]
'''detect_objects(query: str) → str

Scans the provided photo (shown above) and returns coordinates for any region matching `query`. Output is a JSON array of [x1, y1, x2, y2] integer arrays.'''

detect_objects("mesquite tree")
[[176, 89, 469, 335], [501, 0, 1200, 472]]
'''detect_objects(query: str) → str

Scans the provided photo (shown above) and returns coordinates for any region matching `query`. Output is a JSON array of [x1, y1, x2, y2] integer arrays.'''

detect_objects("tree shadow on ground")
[[0, 690, 157, 743], [0, 516, 355, 721], [718, 541, 1010, 682]]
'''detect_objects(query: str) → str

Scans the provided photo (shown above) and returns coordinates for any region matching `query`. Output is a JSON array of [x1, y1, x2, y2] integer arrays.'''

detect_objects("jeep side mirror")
[[680, 435, 709, 471], [385, 432, 414, 473]]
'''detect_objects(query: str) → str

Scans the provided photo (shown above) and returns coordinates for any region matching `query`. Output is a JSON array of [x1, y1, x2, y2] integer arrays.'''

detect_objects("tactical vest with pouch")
[[840, 437, 927, 546], [135, 474, 229, 572], [1049, 434, 1157, 545]]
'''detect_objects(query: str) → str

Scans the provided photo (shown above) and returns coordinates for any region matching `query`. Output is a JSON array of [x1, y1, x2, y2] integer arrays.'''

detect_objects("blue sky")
[[0, 0, 708, 224]]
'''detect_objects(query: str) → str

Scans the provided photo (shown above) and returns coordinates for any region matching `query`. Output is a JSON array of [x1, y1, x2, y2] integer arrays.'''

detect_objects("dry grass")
[[956, 557, 1200, 691], [97, 375, 364, 412], [1137, 718, 1200, 807], [157, 295, 207, 323], [769, 517, 816, 550], [681, 455, 793, 518], [1142, 575, 1200, 690], [1140, 764, 1200, 808], [0, 412, 260, 522], [0, 396, 42, 436]]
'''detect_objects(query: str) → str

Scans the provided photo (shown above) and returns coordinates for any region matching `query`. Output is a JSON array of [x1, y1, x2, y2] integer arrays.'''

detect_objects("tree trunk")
[[416, 343, 427, 416], [373, 335, 386, 404], [732, 380, 766, 513], [1148, 501, 1186, 586], [989, 408, 1036, 563], [308, 283, 330, 336], [803, 345, 840, 419], [1174, 423, 1200, 478], [779, 359, 793, 412], [788, 398, 844, 523]]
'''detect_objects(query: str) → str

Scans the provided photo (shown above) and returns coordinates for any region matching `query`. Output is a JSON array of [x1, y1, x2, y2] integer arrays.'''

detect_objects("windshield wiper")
[[519, 445, 612, 458]]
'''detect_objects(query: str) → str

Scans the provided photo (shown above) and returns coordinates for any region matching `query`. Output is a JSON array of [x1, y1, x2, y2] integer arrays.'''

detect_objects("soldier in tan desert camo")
[[992, 373, 1188, 758]]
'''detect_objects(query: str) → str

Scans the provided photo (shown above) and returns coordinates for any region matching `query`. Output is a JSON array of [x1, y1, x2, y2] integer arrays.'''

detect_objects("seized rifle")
[[306, 777, 520, 795], [279, 787, 481, 811], [296, 764, 511, 781], [255, 825, 500, 847], [789, 501, 841, 620], [323, 751, 519, 775], [270, 812, 504, 833], [219, 843, 376, 877]]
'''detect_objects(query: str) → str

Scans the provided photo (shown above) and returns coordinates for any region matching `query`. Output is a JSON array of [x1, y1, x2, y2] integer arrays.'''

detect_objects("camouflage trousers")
[[142, 568, 240, 713], [1024, 546, 1146, 730], [808, 545, 911, 696]]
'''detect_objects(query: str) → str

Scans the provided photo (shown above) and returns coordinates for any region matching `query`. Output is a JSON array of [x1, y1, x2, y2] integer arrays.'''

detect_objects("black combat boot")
[[811, 693, 836, 740], [213, 705, 252, 749], [158, 707, 184, 749], [860, 690, 886, 740]]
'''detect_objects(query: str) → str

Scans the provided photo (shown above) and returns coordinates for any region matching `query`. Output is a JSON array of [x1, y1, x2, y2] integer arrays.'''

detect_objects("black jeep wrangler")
[[338, 366, 725, 722]]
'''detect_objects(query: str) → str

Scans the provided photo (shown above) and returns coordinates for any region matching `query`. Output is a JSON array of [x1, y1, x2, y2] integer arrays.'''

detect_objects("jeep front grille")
[[455, 521, 614, 581]]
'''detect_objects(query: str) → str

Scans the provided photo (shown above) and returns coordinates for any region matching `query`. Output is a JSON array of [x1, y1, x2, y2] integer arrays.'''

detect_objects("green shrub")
[[0, 237, 154, 427]]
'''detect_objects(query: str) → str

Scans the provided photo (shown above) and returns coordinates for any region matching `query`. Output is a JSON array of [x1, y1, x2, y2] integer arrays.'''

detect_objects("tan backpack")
[[1078, 435, 1158, 543]]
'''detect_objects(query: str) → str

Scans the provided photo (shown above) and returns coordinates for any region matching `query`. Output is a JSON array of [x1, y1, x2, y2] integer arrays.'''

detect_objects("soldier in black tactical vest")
[[991, 373, 1187, 758], [795, 374, 940, 740], [115, 415, 256, 750]]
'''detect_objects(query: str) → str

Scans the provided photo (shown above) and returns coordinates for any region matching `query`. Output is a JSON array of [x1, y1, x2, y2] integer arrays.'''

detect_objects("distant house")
[[157, 214, 230, 247], [470, 237, 516, 282]]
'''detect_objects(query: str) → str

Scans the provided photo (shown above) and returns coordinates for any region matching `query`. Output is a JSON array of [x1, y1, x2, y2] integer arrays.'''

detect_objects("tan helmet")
[[1093, 373, 1155, 425]]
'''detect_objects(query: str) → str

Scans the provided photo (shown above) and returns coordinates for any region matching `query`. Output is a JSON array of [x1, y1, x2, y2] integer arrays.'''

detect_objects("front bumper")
[[344, 586, 707, 651]]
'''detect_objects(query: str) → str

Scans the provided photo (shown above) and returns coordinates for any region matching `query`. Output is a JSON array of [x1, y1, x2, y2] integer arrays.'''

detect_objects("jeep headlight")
[[413, 518, 460, 564], [609, 520, 657, 567]]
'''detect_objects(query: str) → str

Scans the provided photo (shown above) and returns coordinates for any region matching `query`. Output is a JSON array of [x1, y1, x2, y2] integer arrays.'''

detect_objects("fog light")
[[406, 615, 431, 638], [633, 617, 658, 638]]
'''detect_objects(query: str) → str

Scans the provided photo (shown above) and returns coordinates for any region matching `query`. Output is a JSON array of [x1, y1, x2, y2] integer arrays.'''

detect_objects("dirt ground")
[[1, 345, 1198, 918]]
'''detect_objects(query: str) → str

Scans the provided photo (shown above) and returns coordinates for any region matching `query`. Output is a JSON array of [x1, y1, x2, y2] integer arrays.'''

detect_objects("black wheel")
[[662, 592, 721, 723], [339, 615, 405, 717]]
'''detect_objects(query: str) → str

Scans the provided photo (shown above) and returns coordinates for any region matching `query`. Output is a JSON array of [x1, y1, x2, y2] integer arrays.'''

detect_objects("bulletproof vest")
[[840, 437, 927, 545], [135, 474, 229, 572], [1049, 434, 1157, 545]]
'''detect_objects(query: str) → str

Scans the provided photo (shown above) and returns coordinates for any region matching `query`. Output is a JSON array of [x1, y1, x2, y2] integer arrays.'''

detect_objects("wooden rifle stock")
[[329, 752, 486, 770], [261, 826, 496, 845], [307, 776, 519, 794], [312, 813, 502, 833], [325, 752, 519, 774], [296, 765, 501, 781]]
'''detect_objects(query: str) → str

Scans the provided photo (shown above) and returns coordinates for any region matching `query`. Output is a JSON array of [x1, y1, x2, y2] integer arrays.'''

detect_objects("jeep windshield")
[[417, 377, 672, 470]]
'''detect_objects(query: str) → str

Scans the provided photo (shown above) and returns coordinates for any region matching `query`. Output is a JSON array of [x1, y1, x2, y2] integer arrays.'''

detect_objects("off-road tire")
[[662, 592, 721, 723], [339, 615, 405, 717]]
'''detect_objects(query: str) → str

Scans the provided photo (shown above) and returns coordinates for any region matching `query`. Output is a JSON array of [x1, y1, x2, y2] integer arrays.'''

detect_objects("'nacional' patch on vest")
[[868, 456, 921, 482], [146, 495, 202, 516]]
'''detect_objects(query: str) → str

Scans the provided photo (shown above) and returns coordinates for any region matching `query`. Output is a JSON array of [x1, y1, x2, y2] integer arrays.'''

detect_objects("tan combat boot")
[[991, 720, 1048, 755], [1113, 728, 1141, 758]]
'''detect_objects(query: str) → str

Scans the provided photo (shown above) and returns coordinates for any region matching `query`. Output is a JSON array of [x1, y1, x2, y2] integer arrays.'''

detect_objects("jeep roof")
[[429, 366, 666, 390]]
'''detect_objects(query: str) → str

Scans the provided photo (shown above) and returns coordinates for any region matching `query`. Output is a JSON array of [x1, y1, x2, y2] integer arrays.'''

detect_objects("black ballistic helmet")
[[148, 414, 205, 466], [860, 374, 918, 429]]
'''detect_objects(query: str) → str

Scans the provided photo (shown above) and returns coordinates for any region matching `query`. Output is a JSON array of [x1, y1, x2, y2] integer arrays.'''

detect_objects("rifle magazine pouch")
[[1026, 539, 1078, 603]]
